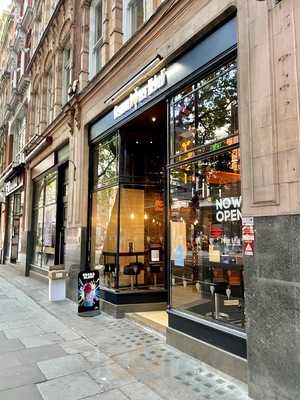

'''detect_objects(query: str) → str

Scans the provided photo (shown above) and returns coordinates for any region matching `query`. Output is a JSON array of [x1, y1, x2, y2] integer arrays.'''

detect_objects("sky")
[[0, 0, 12, 13]]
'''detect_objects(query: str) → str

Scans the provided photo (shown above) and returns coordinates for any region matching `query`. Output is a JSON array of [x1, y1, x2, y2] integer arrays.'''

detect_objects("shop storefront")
[[90, 102, 168, 315], [89, 15, 246, 377], [29, 145, 69, 274], [167, 60, 246, 378]]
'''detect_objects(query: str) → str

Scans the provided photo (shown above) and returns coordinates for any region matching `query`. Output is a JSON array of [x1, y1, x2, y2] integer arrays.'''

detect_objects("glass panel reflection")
[[94, 135, 119, 189], [32, 171, 58, 270], [197, 63, 238, 146], [45, 172, 57, 205], [90, 186, 119, 288], [32, 208, 43, 266], [170, 148, 245, 328], [171, 61, 238, 162], [118, 186, 165, 290], [174, 93, 196, 157], [42, 204, 56, 267]]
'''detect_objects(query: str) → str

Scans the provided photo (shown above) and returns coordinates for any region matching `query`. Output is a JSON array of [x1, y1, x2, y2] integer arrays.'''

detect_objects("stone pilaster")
[[79, 0, 91, 89], [109, 0, 123, 58], [238, 0, 300, 398], [101, 0, 110, 65], [39, 76, 47, 133], [64, 119, 89, 299]]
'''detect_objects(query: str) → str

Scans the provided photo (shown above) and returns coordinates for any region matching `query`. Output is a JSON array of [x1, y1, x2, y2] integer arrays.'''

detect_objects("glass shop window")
[[94, 134, 119, 190], [90, 101, 167, 291], [170, 60, 238, 163], [32, 171, 57, 270], [117, 119, 165, 290], [170, 148, 245, 329], [90, 133, 120, 288], [90, 186, 119, 288]]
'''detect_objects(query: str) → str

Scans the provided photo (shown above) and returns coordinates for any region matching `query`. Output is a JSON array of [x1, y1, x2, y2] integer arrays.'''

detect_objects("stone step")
[[126, 311, 168, 335]]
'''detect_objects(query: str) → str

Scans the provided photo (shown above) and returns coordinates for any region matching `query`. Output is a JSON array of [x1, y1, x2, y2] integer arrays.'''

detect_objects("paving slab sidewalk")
[[0, 264, 251, 400]]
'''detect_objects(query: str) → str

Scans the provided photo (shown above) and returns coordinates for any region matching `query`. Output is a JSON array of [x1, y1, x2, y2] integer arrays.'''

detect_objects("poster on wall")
[[78, 271, 100, 316], [242, 217, 255, 256], [170, 221, 187, 267]]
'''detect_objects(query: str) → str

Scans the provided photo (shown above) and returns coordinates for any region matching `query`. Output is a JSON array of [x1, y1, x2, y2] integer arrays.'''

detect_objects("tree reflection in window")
[[95, 134, 119, 188], [197, 62, 238, 146], [171, 61, 238, 159]]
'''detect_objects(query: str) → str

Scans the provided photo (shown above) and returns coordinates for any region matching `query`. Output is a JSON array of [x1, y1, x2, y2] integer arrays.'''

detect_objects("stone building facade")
[[0, 0, 300, 399]]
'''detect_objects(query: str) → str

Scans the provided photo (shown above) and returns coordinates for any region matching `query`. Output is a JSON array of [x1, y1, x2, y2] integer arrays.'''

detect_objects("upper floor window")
[[62, 47, 71, 105], [95, 1, 102, 43], [24, 30, 32, 69], [0, 133, 6, 173], [123, 0, 146, 41], [89, 0, 103, 79], [32, 81, 41, 136], [46, 67, 54, 124], [13, 117, 26, 164]]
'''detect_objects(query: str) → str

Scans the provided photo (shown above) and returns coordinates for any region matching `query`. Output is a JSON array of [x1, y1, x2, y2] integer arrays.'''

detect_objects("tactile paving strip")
[[111, 330, 162, 349], [136, 345, 247, 399]]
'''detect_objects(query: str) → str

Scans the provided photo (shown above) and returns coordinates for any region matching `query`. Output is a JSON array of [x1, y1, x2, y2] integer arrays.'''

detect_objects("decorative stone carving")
[[66, 106, 75, 135], [74, 102, 81, 130], [44, 50, 53, 72], [58, 18, 72, 48]]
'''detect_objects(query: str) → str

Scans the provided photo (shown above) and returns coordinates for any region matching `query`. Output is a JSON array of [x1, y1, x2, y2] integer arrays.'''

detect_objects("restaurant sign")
[[113, 68, 167, 120]]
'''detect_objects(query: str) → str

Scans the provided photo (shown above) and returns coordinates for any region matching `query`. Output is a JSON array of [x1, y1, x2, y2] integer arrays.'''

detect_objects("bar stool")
[[206, 267, 229, 320], [124, 262, 144, 290], [148, 263, 162, 287]]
